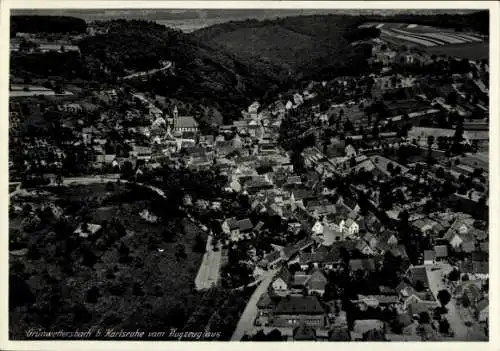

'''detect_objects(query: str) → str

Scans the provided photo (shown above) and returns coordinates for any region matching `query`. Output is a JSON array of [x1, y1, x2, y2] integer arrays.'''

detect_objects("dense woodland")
[[11, 15, 87, 35]]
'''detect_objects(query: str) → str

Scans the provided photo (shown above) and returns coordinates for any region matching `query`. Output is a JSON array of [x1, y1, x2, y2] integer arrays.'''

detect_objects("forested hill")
[[191, 14, 374, 80], [77, 20, 288, 122], [11, 15, 87, 35]]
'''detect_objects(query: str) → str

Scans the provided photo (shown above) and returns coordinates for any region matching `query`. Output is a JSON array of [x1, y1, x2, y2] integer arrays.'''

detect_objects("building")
[[423, 250, 436, 265], [172, 106, 199, 134], [270, 296, 326, 328], [475, 298, 489, 322], [272, 268, 292, 295]]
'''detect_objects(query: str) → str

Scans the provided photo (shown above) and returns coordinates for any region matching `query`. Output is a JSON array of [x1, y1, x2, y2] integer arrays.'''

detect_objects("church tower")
[[172, 105, 179, 132]]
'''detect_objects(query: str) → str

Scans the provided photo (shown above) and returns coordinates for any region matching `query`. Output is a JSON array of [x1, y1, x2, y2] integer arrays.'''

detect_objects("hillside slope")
[[192, 15, 374, 80], [76, 20, 289, 123]]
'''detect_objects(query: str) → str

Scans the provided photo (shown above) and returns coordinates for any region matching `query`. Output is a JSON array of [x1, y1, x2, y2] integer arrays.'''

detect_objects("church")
[[172, 105, 199, 135]]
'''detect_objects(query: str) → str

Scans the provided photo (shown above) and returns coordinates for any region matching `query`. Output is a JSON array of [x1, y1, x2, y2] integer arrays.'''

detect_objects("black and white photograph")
[[3, 1, 497, 346]]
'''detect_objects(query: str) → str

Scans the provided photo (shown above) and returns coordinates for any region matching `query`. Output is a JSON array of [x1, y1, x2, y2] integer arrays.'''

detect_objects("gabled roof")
[[275, 267, 292, 285], [328, 327, 351, 341], [349, 258, 376, 272], [293, 323, 317, 340], [424, 250, 436, 261], [225, 217, 239, 230], [475, 298, 489, 312], [237, 218, 254, 232], [273, 296, 325, 315], [293, 272, 311, 286], [461, 240, 477, 253], [257, 292, 274, 309], [175, 116, 199, 129], [434, 245, 448, 258], [263, 250, 282, 264], [407, 266, 429, 288], [472, 250, 488, 262], [307, 270, 328, 290]]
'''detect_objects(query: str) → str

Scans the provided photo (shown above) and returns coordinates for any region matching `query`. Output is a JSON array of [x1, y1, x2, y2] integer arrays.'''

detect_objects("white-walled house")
[[312, 220, 324, 235], [339, 218, 359, 236]]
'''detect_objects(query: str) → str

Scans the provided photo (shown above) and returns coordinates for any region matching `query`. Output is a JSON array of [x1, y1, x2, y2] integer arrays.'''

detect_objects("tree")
[[419, 311, 431, 324], [462, 294, 471, 308], [415, 280, 425, 292], [175, 244, 187, 260], [193, 233, 206, 253], [386, 162, 394, 174], [9, 274, 35, 309], [448, 268, 460, 281], [437, 289, 451, 308], [439, 318, 450, 334], [86, 286, 101, 303]]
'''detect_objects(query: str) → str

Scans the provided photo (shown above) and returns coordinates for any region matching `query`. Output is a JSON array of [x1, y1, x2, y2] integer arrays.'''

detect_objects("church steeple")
[[173, 105, 178, 119]]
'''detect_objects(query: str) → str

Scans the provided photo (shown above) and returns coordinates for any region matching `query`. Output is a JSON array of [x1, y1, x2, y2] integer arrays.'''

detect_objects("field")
[[360, 23, 487, 53], [9, 183, 208, 339]]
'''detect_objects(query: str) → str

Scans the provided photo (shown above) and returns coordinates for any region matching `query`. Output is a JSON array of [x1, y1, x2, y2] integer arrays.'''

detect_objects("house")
[[339, 218, 359, 236], [475, 298, 489, 322], [434, 245, 449, 261], [306, 199, 336, 219], [270, 295, 326, 328], [305, 270, 328, 296], [459, 259, 489, 280], [95, 154, 117, 167], [130, 146, 152, 161], [328, 327, 351, 341], [257, 292, 275, 318], [73, 223, 102, 238], [272, 268, 292, 295], [455, 282, 484, 306], [349, 258, 376, 273], [139, 209, 158, 223], [352, 239, 371, 256], [405, 294, 438, 316], [292, 272, 311, 291], [405, 266, 429, 289], [298, 252, 326, 271], [417, 323, 438, 341], [353, 295, 399, 310], [353, 319, 385, 336], [261, 250, 283, 270], [396, 281, 416, 300], [222, 217, 254, 241], [312, 220, 324, 235], [345, 144, 357, 158], [293, 323, 317, 341], [423, 250, 436, 265]]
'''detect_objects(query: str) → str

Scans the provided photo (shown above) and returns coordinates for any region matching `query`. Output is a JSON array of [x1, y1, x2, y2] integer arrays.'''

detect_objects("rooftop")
[[273, 296, 325, 315]]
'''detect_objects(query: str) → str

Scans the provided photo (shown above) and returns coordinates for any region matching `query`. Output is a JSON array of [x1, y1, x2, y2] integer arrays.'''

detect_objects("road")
[[9, 175, 166, 199], [121, 61, 172, 80], [231, 269, 279, 341], [425, 264, 472, 340], [194, 234, 222, 290]]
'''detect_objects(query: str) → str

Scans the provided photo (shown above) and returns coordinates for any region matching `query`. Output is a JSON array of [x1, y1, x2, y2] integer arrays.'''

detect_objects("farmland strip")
[[381, 29, 437, 47], [419, 32, 465, 44], [391, 28, 445, 45], [446, 33, 483, 42]]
